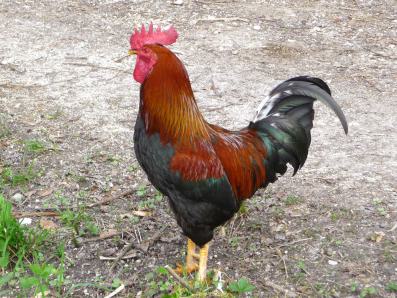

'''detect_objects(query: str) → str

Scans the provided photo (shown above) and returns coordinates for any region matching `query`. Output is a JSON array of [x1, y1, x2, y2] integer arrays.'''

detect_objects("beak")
[[128, 49, 137, 55]]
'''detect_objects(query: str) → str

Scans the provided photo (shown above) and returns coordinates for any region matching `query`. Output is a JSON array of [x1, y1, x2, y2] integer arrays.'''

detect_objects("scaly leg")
[[175, 238, 199, 274], [197, 243, 209, 281], [186, 238, 199, 269]]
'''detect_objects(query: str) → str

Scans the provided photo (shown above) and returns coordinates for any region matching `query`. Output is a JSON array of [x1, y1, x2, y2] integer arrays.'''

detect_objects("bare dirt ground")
[[1, 0, 396, 297]]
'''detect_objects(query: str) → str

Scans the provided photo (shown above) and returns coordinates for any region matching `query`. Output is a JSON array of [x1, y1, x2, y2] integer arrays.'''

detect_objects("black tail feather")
[[250, 76, 348, 184]]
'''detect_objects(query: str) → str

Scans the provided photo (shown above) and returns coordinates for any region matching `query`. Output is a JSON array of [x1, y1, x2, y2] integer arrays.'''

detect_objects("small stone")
[[274, 233, 286, 241], [12, 193, 24, 202], [253, 25, 261, 30], [19, 218, 32, 225], [173, 0, 183, 5], [325, 248, 334, 256], [101, 247, 118, 257], [261, 236, 273, 245], [328, 260, 338, 266]]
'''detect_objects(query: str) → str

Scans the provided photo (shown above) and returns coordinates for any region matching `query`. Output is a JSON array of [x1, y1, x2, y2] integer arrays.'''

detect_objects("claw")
[[174, 239, 210, 280], [174, 262, 199, 275], [197, 243, 209, 281]]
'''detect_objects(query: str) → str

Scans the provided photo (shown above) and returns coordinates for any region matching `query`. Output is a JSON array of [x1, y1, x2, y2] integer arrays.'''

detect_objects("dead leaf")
[[83, 229, 119, 243], [100, 247, 118, 257], [120, 213, 133, 219], [37, 188, 53, 198], [123, 251, 137, 259], [389, 222, 397, 232], [99, 229, 118, 239], [120, 211, 152, 218], [139, 241, 149, 252], [34, 290, 51, 298], [25, 190, 37, 198], [370, 231, 385, 243], [131, 210, 152, 217], [39, 218, 58, 230], [99, 252, 137, 260], [13, 211, 59, 218]]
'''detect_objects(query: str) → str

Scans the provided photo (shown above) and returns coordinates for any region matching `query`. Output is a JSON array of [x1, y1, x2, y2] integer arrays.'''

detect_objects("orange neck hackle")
[[140, 45, 210, 145]]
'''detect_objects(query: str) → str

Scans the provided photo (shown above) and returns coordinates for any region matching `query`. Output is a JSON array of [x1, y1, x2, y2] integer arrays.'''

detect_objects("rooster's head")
[[129, 23, 178, 83]]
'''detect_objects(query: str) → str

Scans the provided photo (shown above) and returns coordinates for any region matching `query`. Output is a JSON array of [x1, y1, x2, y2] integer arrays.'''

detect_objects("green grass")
[[23, 139, 46, 154], [45, 110, 63, 120], [86, 151, 121, 165], [0, 162, 40, 190], [350, 281, 383, 298], [350, 281, 359, 293], [0, 193, 121, 297], [0, 114, 11, 139], [386, 281, 397, 292], [270, 205, 285, 220], [0, 124, 11, 139], [0, 194, 67, 297], [19, 255, 64, 296], [228, 236, 241, 248], [141, 266, 255, 297], [227, 278, 255, 294], [284, 195, 303, 206], [329, 207, 350, 222], [59, 206, 100, 246], [127, 163, 139, 172], [359, 286, 377, 297], [136, 184, 149, 197], [372, 199, 389, 216], [137, 190, 163, 210], [237, 201, 249, 215], [0, 194, 27, 269]]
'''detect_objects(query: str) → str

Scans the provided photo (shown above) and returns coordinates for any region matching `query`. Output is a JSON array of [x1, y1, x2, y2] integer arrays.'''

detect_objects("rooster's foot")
[[174, 262, 199, 275]]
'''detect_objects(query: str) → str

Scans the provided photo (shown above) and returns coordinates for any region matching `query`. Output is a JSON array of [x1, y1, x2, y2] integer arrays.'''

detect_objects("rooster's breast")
[[133, 115, 239, 246], [133, 116, 175, 197]]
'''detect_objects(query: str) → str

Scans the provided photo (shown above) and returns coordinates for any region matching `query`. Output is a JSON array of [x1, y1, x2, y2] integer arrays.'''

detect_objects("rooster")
[[128, 23, 348, 281]]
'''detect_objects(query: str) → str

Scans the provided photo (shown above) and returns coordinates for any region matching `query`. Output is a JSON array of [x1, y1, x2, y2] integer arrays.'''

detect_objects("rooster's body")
[[129, 25, 348, 280]]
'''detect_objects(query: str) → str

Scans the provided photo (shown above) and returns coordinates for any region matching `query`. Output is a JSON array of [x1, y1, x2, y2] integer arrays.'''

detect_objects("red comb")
[[130, 23, 178, 49]]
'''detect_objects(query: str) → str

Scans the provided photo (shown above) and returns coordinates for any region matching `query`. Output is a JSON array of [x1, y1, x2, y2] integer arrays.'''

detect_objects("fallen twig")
[[123, 274, 138, 287], [109, 241, 136, 271], [88, 189, 134, 208], [99, 252, 136, 260], [204, 102, 244, 112], [137, 227, 165, 252], [165, 265, 194, 292], [104, 284, 125, 298], [276, 237, 312, 248], [388, 222, 397, 232], [12, 211, 60, 218], [110, 227, 166, 271], [114, 54, 130, 63], [210, 78, 222, 98], [195, 17, 249, 24], [63, 62, 130, 74], [275, 248, 288, 279], [82, 229, 120, 243], [262, 279, 297, 297], [12, 189, 134, 218]]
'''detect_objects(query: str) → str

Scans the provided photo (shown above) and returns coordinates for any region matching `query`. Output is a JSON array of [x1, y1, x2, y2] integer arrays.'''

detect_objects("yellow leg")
[[175, 238, 199, 274], [197, 243, 209, 281], [186, 238, 198, 269]]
